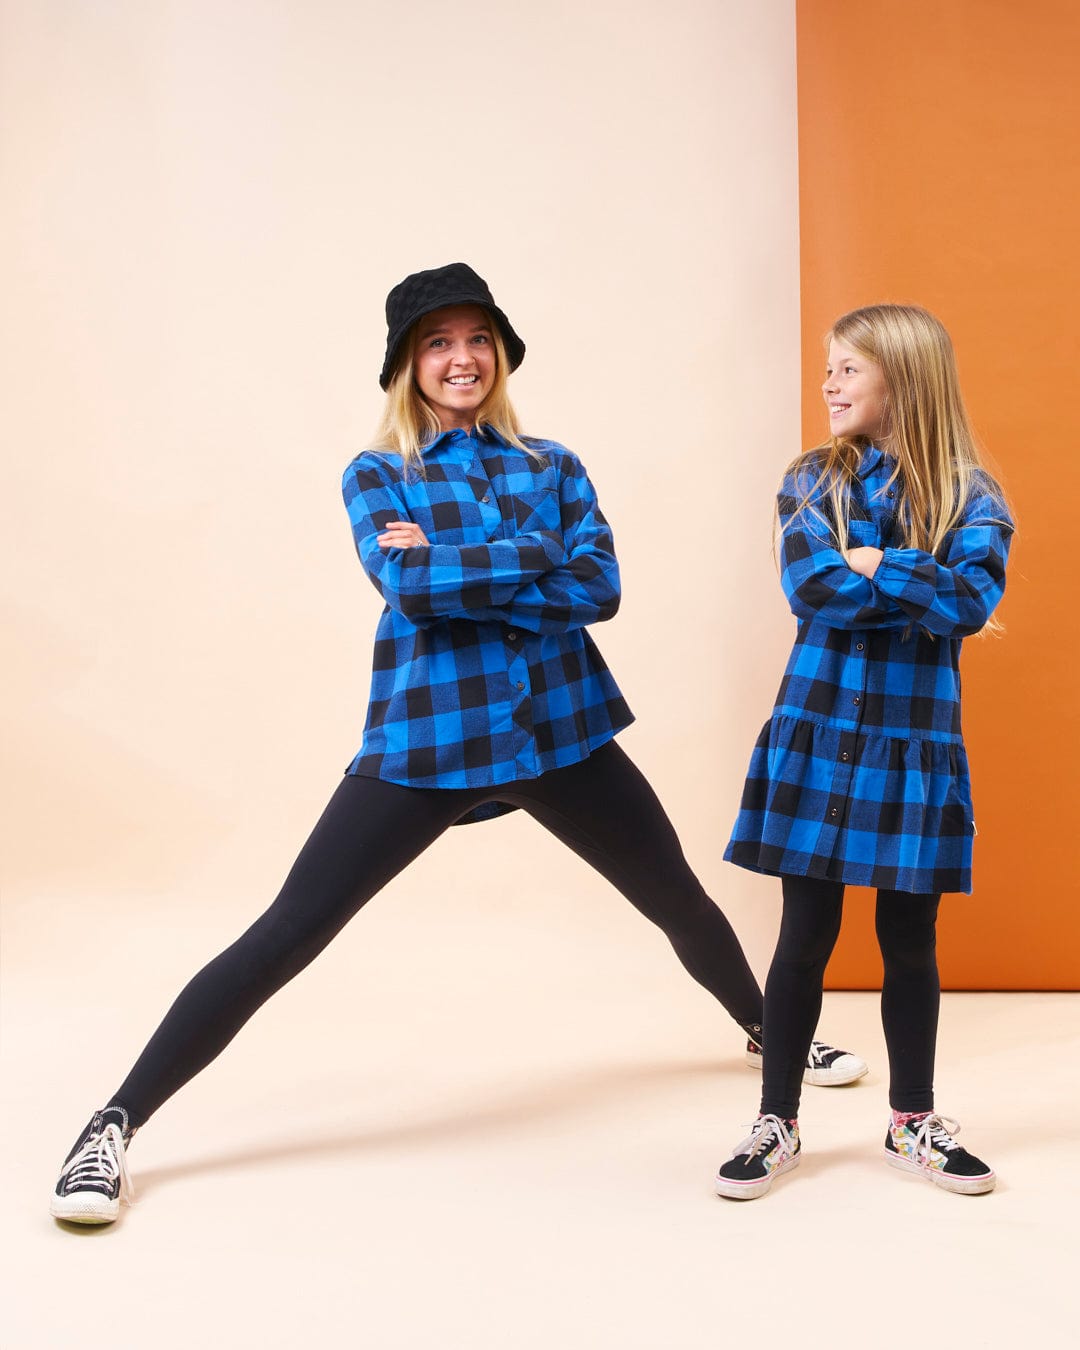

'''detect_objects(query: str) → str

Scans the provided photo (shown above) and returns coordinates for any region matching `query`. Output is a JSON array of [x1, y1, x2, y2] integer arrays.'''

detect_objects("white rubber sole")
[[50, 1192, 120, 1224], [803, 1056, 869, 1087], [744, 1049, 869, 1087], [884, 1148, 996, 1195], [714, 1149, 801, 1201]]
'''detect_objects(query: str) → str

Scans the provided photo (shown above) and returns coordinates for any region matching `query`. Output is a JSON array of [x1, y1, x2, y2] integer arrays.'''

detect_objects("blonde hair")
[[370, 319, 534, 476], [785, 304, 1011, 632]]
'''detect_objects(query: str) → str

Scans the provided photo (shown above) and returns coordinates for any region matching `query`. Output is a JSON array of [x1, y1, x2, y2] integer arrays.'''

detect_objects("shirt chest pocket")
[[846, 517, 882, 549], [509, 486, 561, 535], [849, 490, 901, 546]]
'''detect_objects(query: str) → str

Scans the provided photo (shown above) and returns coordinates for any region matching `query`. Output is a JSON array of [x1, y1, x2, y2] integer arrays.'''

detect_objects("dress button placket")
[[824, 633, 868, 835]]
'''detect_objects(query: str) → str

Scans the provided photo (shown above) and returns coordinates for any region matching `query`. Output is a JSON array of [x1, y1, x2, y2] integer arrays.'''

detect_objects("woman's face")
[[822, 337, 889, 442], [413, 305, 497, 431]]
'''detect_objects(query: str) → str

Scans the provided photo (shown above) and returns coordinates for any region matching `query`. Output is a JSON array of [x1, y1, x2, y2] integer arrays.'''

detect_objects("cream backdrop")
[[8, 12, 1077, 1348], [3, 0, 799, 1065]]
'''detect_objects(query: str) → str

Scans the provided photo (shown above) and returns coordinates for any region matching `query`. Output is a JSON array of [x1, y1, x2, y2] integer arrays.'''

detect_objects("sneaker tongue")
[[95, 1105, 132, 1137], [749, 1131, 777, 1159]]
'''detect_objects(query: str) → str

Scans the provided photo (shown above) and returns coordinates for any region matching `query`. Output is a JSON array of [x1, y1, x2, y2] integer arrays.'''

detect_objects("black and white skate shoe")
[[51, 1106, 135, 1224], [743, 1025, 868, 1086], [715, 1114, 801, 1201], [884, 1111, 995, 1195]]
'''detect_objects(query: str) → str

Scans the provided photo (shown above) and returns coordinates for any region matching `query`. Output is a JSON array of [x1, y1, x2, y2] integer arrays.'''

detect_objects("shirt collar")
[[857, 444, 886, 478], [421, 424, 508, 458]]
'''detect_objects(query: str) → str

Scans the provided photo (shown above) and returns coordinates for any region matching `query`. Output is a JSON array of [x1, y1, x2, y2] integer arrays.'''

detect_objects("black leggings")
[[761, 874, 941, 1119], [111, 742, 763, 1126]]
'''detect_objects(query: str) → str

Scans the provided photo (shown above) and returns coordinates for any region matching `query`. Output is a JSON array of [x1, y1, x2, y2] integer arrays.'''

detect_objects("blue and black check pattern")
[[726, 447, 1013, 894], [342, 428, 633, 822]]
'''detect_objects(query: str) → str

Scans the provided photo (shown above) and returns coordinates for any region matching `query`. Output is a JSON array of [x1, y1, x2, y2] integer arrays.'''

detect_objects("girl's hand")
[[848, 546, 884, 578], [377, 520, 429, 550]]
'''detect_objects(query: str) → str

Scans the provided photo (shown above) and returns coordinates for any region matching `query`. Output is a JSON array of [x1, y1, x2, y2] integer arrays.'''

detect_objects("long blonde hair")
[[787, 303, 1009, 562], [370, 321, 534, 476]]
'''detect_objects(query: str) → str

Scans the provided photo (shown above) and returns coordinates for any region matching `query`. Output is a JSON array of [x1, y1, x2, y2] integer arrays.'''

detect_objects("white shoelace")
[[907, 1113, 963, 1168], [808, 1041, 838, 1067], [734, 1113, 797, 1162], [59, 1123, 134, 1205]]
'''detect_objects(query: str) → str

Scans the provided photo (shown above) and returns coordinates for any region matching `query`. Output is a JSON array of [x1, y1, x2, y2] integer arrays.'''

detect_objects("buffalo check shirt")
[[341, 428, 633, 821], [725, 446, 1013, 894]]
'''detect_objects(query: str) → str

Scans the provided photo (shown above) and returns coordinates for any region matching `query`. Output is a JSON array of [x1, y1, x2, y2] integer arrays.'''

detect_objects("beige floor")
[[4, 854, 1077, 1350]]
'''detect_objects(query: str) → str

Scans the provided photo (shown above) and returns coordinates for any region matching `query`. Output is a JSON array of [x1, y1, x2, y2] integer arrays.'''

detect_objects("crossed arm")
[[343, 451, 621, 633], [779, 478, 1013, 638]]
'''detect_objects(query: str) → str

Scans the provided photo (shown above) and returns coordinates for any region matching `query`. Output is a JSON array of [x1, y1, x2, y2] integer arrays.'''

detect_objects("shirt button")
[[887, 489, 895, 498], [481, 495, 490, 504], [856, 642, 865, 651], [841, 752, 850, 761], [829, 808, 839, 818], [516, 681, 525, 690], [853, 695, 861, 706], [507, 631, 518, 641]]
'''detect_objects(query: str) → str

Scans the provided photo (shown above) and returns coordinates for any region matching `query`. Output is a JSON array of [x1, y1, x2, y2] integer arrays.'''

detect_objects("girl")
[[715, 304, 1013, 1201], [51, 263, 863, 1224]]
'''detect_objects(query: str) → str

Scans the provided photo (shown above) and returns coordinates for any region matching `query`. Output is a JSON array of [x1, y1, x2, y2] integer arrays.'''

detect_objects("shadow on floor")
[[135, 1055, 732, 1194]]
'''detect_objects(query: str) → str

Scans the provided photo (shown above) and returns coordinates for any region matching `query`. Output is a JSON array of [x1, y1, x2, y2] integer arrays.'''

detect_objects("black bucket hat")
[[379, 262, 526, 390]]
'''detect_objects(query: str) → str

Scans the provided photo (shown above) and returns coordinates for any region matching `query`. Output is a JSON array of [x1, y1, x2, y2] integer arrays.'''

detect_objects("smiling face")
[[412, 305, 497, 432], [822, 337, 889, 443]]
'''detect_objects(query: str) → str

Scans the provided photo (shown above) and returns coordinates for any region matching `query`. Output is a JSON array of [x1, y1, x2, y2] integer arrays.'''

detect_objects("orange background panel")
[[797, 0, 1080, 988]]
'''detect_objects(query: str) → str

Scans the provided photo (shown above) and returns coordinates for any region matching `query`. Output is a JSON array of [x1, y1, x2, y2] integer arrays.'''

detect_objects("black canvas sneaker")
[[884, 1111, 996, 1195], [743, 1024, 868, 1086], [714, 1114, 801, 1201], [51, 1106, 135, 1224]]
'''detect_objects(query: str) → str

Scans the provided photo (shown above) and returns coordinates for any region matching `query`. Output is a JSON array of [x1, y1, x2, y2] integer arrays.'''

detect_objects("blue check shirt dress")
[[725, 447, 1013, 895], [341, 428, 634, 822]]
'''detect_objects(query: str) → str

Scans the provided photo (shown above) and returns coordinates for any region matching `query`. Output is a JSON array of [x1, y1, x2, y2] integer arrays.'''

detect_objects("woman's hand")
[[847, 546, 884, 579], [377, 520, 429, 550]]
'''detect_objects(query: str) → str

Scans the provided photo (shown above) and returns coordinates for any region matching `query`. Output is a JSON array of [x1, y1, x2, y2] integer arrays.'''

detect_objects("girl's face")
[[822, 337, 889, 442], [413, 304, 497, 432]]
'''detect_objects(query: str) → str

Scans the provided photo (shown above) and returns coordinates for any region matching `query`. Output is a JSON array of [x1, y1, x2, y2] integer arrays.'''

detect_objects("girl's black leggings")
[[111, 741, 764, 1126], [761, 874, 941, 1119]]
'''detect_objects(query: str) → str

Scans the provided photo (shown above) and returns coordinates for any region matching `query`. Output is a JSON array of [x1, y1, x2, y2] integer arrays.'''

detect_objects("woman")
[[51, 263, 865, 1224]]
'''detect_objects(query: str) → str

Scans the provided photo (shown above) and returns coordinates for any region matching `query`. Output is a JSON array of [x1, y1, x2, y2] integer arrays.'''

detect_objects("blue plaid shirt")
[[341, 428, 633, 820], [726, 446, 1013, 894]]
